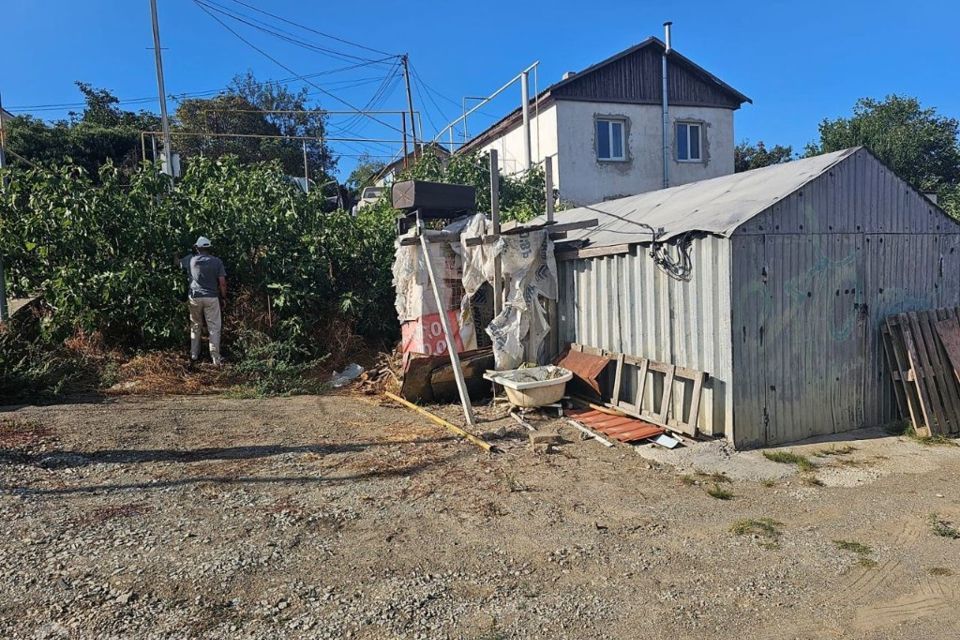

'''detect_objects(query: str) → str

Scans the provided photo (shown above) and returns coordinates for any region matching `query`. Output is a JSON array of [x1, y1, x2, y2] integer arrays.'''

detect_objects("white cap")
[[195, 236, 212, 248]]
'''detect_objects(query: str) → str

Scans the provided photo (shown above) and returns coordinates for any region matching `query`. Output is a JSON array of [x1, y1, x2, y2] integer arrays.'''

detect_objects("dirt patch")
[[2, 394, 960, 639]]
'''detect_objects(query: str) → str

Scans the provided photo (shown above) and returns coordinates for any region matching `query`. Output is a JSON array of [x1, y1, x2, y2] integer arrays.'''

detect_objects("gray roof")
[[542, 147, 860, 246]]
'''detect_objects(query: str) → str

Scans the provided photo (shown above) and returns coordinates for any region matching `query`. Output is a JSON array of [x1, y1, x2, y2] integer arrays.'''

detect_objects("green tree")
[[5, 83, 159, 175], [346, 153, 386, 195], [173, 72, 335, 179], [734, 140, 794, 173], [806, 95, 960, 216]]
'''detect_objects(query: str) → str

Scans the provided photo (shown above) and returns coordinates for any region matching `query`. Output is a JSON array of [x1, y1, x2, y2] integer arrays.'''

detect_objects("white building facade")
[[461, 38, 749, 206]]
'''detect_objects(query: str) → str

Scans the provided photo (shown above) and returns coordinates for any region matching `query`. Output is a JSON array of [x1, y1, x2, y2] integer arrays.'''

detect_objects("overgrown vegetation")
[[0, 145, 548, 398]]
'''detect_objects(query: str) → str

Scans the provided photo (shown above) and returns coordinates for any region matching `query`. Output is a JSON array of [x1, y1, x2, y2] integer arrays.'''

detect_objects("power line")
[[221, 0, 397, 58], [196, 0, 393, 66], [6, 60, 396, 113], [194, 1, 404, 134]]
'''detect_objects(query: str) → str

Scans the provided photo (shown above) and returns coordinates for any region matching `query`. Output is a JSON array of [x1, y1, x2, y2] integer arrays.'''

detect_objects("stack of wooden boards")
[[882, 308, 960, 437]]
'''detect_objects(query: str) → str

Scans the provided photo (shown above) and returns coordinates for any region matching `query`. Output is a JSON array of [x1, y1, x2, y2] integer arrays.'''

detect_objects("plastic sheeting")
[[392, 214, 559, 371], [458, 214, 558, 370]]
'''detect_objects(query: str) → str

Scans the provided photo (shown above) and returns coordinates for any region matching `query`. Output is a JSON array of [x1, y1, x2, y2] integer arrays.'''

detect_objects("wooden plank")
[[619, 357, 649, 417], [611, 353, 624, 405], [885, 317, 929, 436], [902, 313, 942, 435], [684, 371, 706, 436], [556, 243, 632, 262], [934, 309, 960, 435], [881, 324, 909, 420], [916, 310, 960, 433], [657, 364, 676, 424]]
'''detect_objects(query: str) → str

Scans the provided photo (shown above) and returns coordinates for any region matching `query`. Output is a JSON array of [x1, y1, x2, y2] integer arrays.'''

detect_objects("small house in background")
[[460, 33, 750, 206], [548, 147, 960, 448]]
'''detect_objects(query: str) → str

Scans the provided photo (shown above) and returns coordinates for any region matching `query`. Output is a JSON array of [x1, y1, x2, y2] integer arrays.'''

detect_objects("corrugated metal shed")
[[538, 148, 857, 244], [555, 147, 960, 447]]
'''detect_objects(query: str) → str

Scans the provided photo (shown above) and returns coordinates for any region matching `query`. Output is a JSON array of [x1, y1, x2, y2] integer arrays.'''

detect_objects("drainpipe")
[[661, 21, 672, 189], [521, 70, 531, 170]]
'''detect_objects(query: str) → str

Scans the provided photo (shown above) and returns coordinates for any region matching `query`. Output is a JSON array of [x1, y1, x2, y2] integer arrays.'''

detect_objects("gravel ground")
[[1, 393, 959, 639]]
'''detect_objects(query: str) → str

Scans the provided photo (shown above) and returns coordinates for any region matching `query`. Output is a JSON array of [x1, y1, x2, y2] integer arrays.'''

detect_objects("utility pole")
[[150, 0, 174, 177], [401, 54, 418, 159]]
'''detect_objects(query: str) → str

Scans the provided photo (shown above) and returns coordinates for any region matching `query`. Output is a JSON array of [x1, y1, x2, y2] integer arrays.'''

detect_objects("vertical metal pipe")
[[544, 155, 554, 223], [302, 140, 309, 193], [521, 70, 531, 170], [401, 115, 409, 167], [489, 150, 502, 317], [661, 21, 672, 189], [418, 222, 476, 426], [150, 0, 174, 178]]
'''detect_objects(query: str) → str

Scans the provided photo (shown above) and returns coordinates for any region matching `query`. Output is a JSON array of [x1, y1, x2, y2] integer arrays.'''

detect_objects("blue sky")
[[4, 0, 959, 177]]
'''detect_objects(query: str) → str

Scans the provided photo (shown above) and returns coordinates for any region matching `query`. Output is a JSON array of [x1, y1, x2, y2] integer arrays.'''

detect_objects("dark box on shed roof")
[[392, 180, 476, 218]]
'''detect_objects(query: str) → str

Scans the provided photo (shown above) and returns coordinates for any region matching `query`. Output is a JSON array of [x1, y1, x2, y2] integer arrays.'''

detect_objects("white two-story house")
[[460, 35, 751, 206]]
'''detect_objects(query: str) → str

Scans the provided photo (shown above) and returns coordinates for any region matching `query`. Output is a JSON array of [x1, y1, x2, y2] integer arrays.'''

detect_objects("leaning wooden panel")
[[901, 313, 942, 435], [880, 324, 909, 421], [885, 318, 929, 437], [934, 309, 960, 435], [916, 310, 960, 434]]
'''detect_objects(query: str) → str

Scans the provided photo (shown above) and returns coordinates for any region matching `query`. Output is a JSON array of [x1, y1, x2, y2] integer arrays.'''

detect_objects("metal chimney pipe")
[[661, 21, 672, 189]]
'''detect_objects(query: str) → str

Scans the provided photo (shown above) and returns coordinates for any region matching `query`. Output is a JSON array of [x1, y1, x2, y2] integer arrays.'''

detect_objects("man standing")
[[179, 236, 227, 367]]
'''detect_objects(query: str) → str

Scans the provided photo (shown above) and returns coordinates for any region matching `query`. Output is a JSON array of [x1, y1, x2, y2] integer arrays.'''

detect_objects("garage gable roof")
[[539, 148, 862, 246]]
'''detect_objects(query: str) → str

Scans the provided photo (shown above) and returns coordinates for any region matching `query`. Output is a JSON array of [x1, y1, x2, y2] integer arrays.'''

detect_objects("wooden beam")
[[463, 218, 599, 246], [384, 392, 492, 452]]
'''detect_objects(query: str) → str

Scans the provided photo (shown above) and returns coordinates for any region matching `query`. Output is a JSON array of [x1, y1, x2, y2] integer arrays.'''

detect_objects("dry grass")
[[814, 445, 857, 457], [928, 567, 954, 576]]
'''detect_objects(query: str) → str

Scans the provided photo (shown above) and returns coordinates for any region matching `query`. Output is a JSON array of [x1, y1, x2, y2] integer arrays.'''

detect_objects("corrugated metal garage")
[[550, 147, 960, 447]]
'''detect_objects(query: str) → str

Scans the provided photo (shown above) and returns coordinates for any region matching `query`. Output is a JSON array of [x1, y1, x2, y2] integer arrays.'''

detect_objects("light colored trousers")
[[189, 297, 222, 364]]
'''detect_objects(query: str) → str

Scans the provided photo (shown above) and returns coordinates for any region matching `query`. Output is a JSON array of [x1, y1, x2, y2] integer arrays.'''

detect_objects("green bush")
[[0, 157, 397, 352]]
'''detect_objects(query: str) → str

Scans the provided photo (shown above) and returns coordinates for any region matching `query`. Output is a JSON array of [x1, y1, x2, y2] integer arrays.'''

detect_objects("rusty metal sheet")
[[565, 408, 664, 443], [555, 349, 611, 398]]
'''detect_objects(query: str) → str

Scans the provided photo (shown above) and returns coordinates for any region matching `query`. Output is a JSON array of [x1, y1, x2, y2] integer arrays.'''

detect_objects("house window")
[[676, 122, 703, 161], [596, 117, 626, 161]]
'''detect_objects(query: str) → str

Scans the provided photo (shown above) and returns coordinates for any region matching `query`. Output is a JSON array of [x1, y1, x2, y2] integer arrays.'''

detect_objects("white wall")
[[555, 101, 734, 206], [475, 104, 559, 177]]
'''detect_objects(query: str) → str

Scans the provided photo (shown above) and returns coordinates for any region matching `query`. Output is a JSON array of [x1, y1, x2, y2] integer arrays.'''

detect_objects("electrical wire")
[[221, 0, 397, 58], [195, 0, 394, 66], [194, 0, 404, 134], [7, 60, 396, 113]]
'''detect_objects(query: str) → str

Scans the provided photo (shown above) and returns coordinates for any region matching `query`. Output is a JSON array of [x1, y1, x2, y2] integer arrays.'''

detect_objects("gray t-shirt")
[[179, 254, 226, 299]]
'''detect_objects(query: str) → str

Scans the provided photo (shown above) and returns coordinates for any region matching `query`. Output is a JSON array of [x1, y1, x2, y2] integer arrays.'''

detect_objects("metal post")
[[150, 0, 174, 178], [661, 21, 672, 189], [545, 155, 554, 223], [402, 54, 418, 158], [0, 92, 7, 322], [418, 222, 476, 426], [489, 150, 502, 317], [302, 139, 309, 193], [521, 70, 531, 170], [0, 258, 7, 323], [401, 114, 409, 167]]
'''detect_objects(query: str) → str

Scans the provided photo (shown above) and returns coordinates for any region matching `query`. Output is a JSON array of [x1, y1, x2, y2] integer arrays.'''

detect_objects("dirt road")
[[1, 393, 959, 639]]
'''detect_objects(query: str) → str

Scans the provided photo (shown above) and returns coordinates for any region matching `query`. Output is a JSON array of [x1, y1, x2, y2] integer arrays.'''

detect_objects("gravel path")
[[1, 393, 959, 639]]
